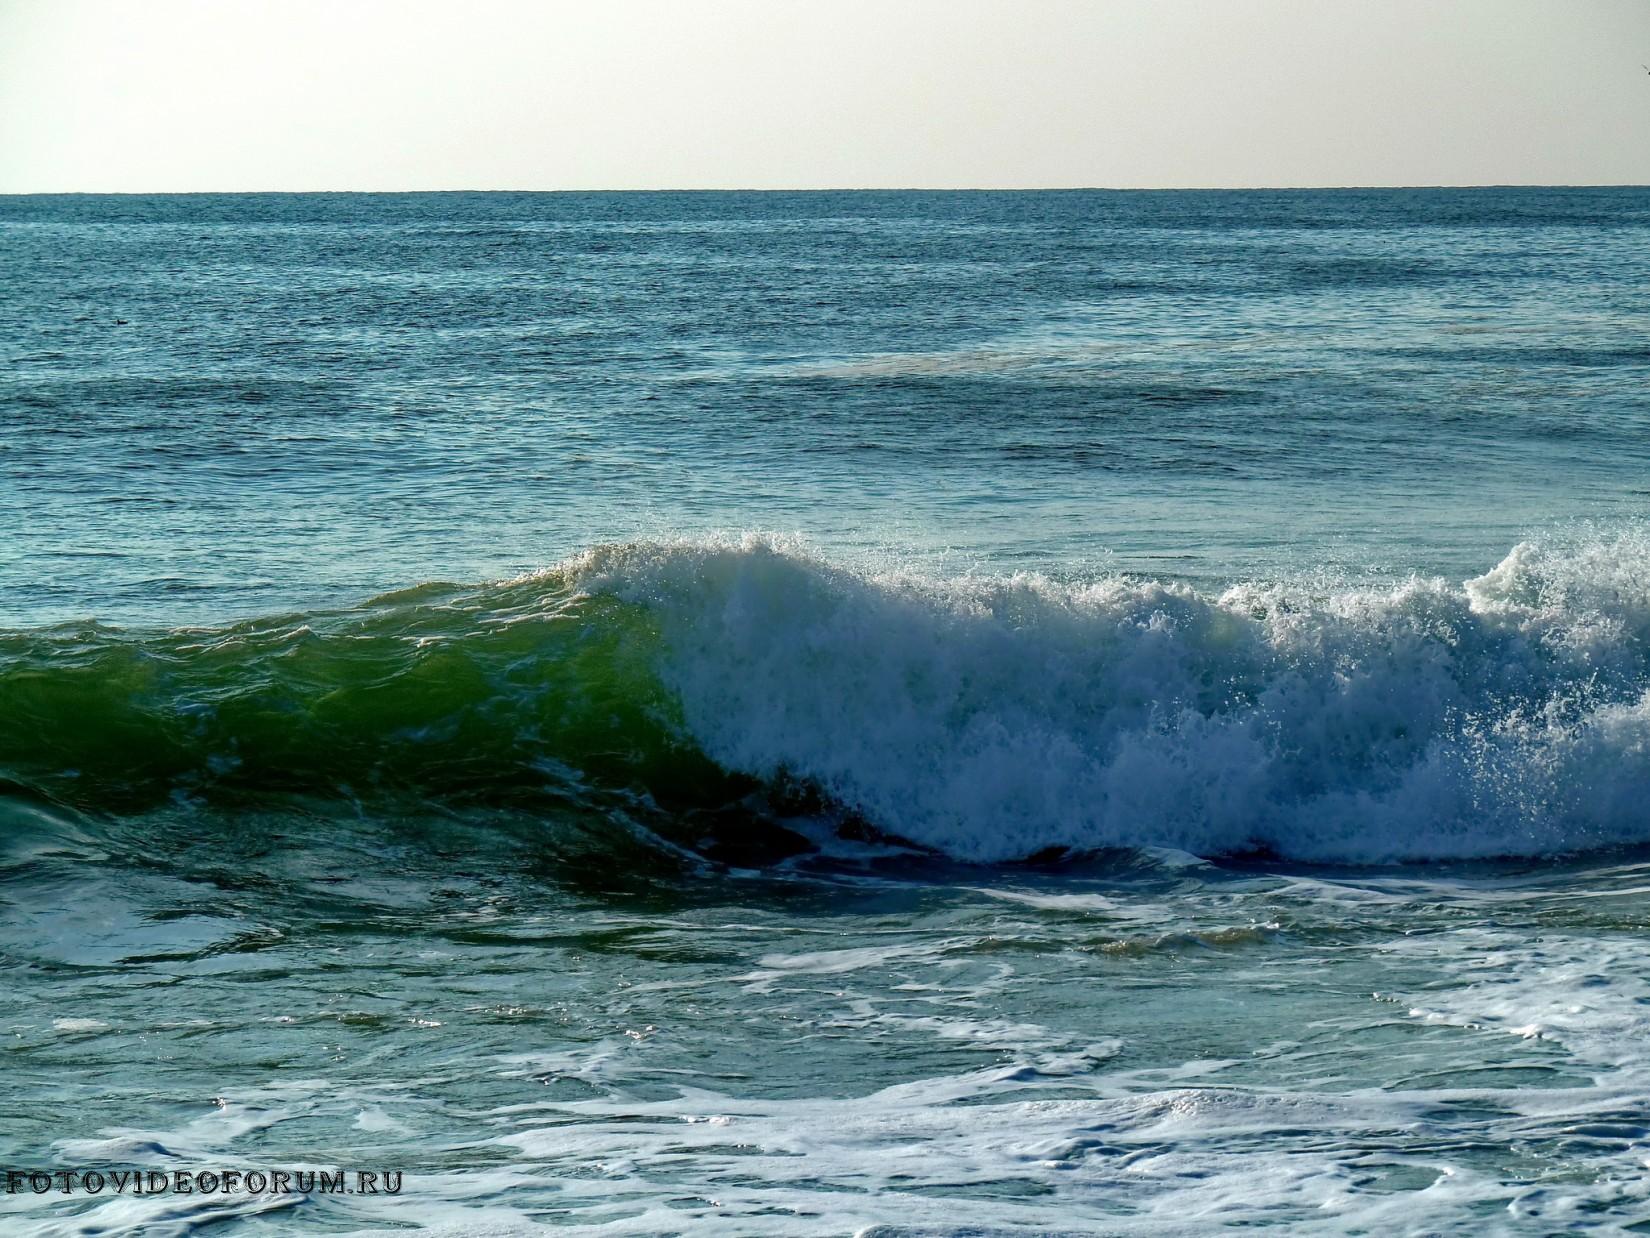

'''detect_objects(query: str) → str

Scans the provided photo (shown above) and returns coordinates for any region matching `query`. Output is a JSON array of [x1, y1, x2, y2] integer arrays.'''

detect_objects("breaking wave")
[[2, 533, 1648, 864]]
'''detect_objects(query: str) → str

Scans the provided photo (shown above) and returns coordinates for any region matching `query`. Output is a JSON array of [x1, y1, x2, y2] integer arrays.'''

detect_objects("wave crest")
[[571, 532, 1650, 862], [3, 533, 1648, 864]]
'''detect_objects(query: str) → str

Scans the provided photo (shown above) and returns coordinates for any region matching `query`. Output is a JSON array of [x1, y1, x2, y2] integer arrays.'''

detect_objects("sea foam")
[[573, 532, 1650, 863]]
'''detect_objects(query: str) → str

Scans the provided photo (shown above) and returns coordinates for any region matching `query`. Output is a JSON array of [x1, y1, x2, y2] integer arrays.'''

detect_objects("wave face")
[[3, 534, 1649, 864]]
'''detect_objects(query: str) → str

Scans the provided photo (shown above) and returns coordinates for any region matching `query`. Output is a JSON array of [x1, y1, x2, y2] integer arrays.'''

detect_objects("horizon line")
[[4, 182, 1650, 198]]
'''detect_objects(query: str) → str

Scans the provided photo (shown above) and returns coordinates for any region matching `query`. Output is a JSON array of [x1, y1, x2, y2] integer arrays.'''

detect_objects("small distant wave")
[[780, 343, 1122, 380], [1, 533, 1647, 865]]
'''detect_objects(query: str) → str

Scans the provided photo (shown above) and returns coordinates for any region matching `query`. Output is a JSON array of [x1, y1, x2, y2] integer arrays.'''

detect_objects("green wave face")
[[0, 572, 746, 823]]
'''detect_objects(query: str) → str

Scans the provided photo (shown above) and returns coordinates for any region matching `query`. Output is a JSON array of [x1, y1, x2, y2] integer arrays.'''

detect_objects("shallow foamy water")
[[7, 819, 1650, 1234]]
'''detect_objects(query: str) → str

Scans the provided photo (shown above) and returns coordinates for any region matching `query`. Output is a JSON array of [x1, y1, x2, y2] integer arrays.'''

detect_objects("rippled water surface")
[[2, 189, 1649, 1234]]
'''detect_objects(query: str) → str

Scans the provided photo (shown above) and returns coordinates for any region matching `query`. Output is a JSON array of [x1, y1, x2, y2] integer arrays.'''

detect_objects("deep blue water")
[[5, 188, 1648, 624], [3, 189, 1650, 1234]]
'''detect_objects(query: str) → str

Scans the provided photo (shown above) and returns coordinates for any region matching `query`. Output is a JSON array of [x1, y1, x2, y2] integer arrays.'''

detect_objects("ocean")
[[2, 187, 1649, 1234]]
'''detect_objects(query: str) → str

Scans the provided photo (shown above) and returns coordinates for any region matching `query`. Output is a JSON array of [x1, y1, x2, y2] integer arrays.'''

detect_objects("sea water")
[[1, 188, 1649, 1234]]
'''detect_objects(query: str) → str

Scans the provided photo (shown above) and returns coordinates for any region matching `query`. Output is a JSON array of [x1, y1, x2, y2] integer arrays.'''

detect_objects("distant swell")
[[3, 534, 1648, 864]]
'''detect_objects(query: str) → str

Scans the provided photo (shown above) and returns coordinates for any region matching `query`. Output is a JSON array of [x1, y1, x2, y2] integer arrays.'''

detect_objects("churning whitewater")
[[6, 533, 1647, 865]]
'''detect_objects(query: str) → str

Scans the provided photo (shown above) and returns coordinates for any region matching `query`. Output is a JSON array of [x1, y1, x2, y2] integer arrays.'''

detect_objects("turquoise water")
[[2, 189, 1650, 1234]]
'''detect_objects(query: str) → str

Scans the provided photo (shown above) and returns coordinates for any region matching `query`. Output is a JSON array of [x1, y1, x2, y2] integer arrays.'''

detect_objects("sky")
[[1, 0, 1648, 192]]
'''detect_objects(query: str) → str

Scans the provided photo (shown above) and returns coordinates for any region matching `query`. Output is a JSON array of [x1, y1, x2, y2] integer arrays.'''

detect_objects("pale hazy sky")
[[2, 0, 1648, 192]]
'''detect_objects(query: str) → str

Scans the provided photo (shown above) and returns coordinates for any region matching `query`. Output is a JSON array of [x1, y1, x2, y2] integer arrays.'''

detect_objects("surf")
[[2, 532, 1647, 865]]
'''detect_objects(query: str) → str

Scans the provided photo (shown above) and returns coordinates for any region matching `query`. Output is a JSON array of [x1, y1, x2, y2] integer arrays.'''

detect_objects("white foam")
[[566, 531, 1650, 862]]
